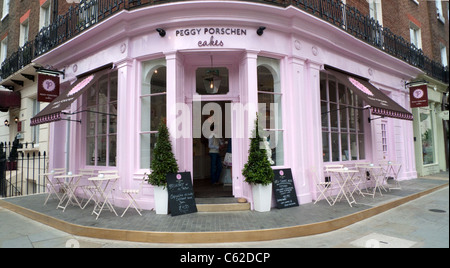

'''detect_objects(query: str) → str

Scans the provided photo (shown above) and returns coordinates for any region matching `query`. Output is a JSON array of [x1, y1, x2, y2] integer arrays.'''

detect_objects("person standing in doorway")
[[208, 116, 223, 185]]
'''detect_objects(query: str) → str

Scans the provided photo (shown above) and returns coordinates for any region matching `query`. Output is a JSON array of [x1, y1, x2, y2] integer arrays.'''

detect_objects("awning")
[[30, 68, 111, 126], [0, 90, 21, 112], [325, 67, 413, 121]]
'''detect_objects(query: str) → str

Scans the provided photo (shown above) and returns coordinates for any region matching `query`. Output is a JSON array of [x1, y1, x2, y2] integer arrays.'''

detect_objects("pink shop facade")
[[32, 1, 422, 210]]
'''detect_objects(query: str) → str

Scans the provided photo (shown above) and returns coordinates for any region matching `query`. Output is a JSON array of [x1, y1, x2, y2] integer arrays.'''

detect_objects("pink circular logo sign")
[[67, 75, 95, 96], [348, 77, 374, 96], [176, 174, 182, 180], [42, 79, 56, 92], [279, 170, 284, 176]]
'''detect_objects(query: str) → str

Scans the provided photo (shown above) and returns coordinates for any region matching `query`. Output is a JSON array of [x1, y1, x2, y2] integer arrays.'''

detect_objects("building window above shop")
[[196, 67, 229, 95], [257, 56, 284, 166], [85, 71, 118, 167], [320, 72, 366, 162], [140, 59, 167, 169]]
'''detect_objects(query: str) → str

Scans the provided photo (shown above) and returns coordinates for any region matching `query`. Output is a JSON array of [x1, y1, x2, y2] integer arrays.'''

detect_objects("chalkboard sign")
[[167, 172, 197, 216], [273, 169, 299, 209]]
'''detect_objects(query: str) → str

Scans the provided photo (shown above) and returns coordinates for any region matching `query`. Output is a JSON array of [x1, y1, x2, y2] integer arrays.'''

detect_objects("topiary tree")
[[242, 114, 274, 186], [146, 120, 179, 187]]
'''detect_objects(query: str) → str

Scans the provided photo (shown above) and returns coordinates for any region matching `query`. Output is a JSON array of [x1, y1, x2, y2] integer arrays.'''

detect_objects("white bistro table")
[[88, 174, 119, 220], [328, 168, 359, 207], [54, 173, 83, 211]]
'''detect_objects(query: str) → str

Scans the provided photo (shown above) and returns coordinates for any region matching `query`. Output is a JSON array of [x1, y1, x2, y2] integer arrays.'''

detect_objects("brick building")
[[0, 0, 74, 145]]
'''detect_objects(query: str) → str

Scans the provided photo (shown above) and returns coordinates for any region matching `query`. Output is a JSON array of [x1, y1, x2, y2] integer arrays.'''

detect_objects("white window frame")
[[2, 0, 10, 20], [140, 58, 167, 169], [436, 0, 445, 23], [1, 36, 7, 64], [257, 56, 284, 167], [320, 72, 366, 163], [85, 71, 118, 167], [39, 0, 51, 30], [409, 22, 422, 49], [19, 20, 29, 47]]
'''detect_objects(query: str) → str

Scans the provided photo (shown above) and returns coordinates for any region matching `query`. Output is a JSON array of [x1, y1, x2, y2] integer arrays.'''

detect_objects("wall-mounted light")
[[14, 117, 19, 123], [4, 119, 9, 127], [156, 28, 166, 37], [257, 26, 266, 36]]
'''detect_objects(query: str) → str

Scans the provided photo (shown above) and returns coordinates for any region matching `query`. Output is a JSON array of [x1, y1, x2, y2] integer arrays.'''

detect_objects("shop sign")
[[175, 27, 247, 47], [37, 74, 60, 102], [409, 85, 428, 108]]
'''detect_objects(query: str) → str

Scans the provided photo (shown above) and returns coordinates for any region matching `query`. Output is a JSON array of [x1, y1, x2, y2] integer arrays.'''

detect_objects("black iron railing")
[[0, 142, 47, 197], [1, 0, 448, 83]]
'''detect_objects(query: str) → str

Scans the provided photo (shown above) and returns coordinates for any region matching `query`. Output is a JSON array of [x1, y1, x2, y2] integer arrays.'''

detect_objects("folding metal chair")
[[78, 169, 97, 209], [313, 166, 337, 206], [41, 168, 65, 205], [120, 177, 147, 217]]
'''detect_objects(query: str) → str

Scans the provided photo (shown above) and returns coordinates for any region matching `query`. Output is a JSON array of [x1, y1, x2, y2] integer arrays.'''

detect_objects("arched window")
[[257, 57, 284, 166], [140, 59, 166, 169]]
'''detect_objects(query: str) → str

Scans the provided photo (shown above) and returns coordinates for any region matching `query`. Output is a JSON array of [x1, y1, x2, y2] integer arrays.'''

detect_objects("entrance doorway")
[[193, 101, 232, 198]]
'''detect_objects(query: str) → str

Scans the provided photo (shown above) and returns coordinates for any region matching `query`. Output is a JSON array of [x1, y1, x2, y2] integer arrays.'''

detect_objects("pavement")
[[0, 171, 448, 248]]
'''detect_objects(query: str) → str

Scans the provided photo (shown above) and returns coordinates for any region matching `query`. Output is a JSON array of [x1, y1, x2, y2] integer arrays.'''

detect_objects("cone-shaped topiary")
[[242, 114, 274, 186], [147, 120, 179, 187]]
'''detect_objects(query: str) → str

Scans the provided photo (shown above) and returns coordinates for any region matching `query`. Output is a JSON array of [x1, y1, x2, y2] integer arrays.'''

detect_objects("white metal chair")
[[41, 168, 66, 205], [313, 166, 337, 206], [120, 177, 147, 217], [380, 161, 402, 191], [78, 169, 97, 209]]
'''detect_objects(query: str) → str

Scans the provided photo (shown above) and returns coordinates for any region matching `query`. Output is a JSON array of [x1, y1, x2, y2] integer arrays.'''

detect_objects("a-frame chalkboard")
[[272, 169, 299, 209], [167, 172, 197, 216]]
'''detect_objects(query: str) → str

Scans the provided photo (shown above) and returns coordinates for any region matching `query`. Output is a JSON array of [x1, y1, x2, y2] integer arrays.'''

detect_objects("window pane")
[[322, 132, 330, 162], [331, 132, 340, 161], [340, 106, 348, 131], [320, 73, 327, 101], [140, 133, 157, 169], [98, 105, 107, 135], [359, 134, 365, 159], [141, 94, 167, 132], [321, 101, 328, 129], [86, 137, 95, 166], [109, 135, 116, 166], [330, 103, 338, 130], [151, 66, 167, 94], [258, 93, 282, 130], [98, 74, 108, 105], [110, 72, 118, 102], [350, 134, 357, 160], [263, 130, 284, 166], [341, 133, 349, 161], [87, 85, 97, 107], [86, 107, 96, 136], [196, 67, 229, 95], [328, 76, 336, 103], [97, 136, 107, 166], [109, 103, 117, 134], [338, 83, 347, 104]]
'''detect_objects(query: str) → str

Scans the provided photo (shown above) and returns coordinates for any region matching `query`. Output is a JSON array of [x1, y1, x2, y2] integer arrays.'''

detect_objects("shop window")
[[420, 106, 435, 165], [140, 59, 166, 169], [196, 67, 229, 95], [320, 72, 365, 162], [85, 71, 118, 167], [257, 57, 284, 166]]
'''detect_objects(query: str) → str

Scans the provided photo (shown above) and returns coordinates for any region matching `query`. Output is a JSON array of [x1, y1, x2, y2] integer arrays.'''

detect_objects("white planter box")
[[153, 186, 168, 214], [252, 183, 272, 212]]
